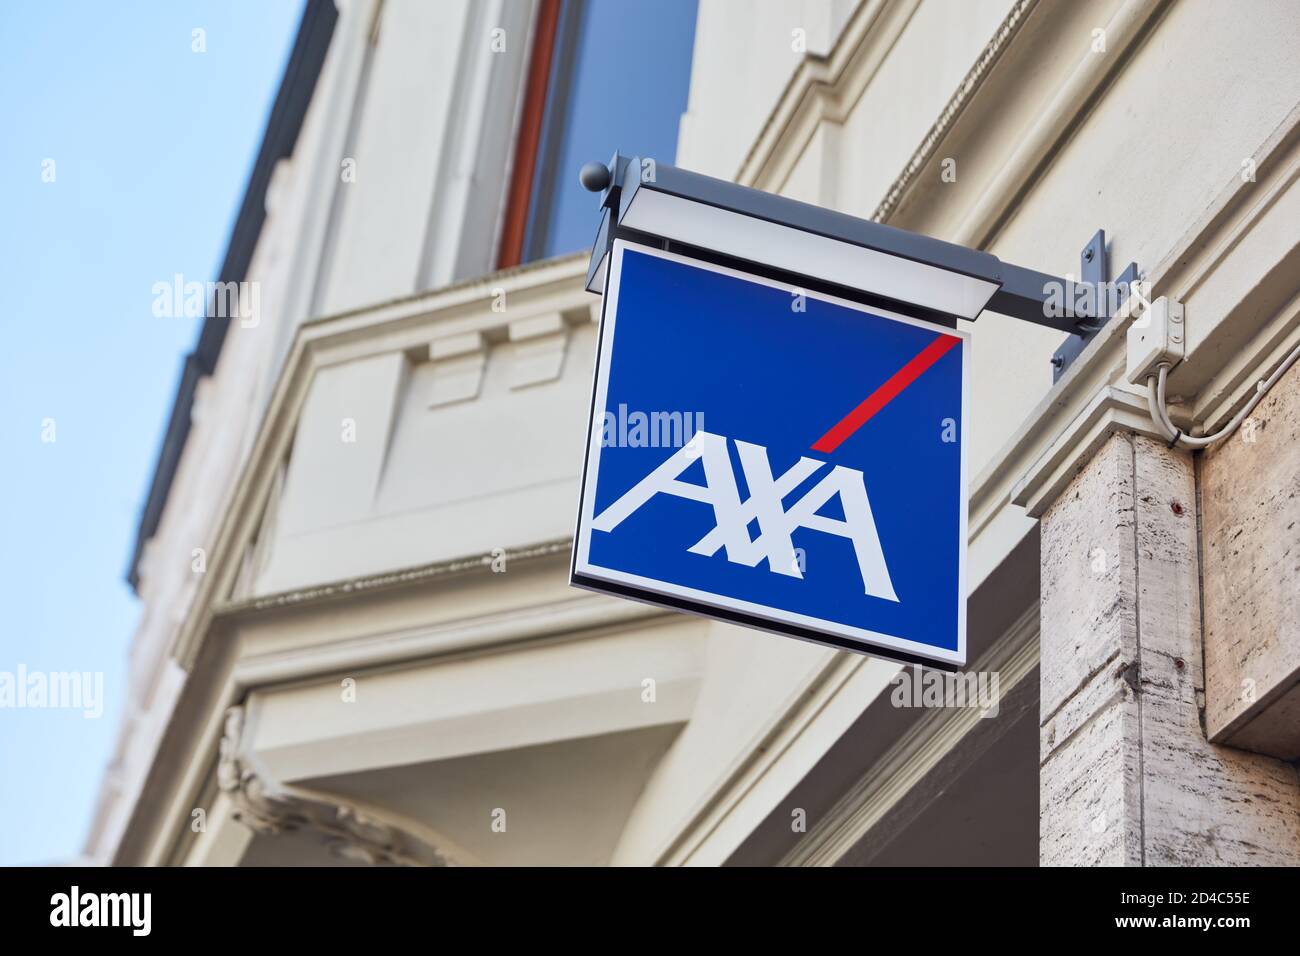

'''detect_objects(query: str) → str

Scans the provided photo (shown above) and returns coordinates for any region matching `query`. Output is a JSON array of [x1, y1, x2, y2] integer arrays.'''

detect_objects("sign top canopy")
[[582, 154, 1093, 333]]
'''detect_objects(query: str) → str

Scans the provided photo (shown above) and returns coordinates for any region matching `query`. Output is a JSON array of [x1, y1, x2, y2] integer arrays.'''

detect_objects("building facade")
[[88, 0, 1300, 866]]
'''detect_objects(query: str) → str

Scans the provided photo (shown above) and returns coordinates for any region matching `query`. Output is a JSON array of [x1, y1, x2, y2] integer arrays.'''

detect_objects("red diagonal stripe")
[[811, 334, 960, 454]]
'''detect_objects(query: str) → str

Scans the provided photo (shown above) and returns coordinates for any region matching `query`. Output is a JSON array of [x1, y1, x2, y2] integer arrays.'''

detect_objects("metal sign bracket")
[[1050, 229, 1140, 381]]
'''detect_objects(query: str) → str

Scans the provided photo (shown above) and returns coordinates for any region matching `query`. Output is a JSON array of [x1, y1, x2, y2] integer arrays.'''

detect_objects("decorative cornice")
[[218, 706, 458, 866], [230, 594, 669, 699], [299, 249, 587, 331], [872, 0, 1040, 223], [218, 538, 571, 617], [1011, 383, 1193, 518], [170, 253, 591, 671], [782, 605, 1040, 866], [953, 0, 1171, 249], [654, 648, 861, 866], [736, 0, 911, 191]]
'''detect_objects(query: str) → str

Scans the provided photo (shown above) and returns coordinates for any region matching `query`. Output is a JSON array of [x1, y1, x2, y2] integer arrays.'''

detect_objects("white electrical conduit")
[[1146, 341, 1300, 448]]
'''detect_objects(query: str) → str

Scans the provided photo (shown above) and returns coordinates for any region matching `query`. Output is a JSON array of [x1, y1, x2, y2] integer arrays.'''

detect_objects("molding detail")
[[218, 537, 572, 616], [217, 706, 455, 866], [508, 312, 568, 388], [1010, 384, 1191, 518], [782, 605, 1040, 866], [872, 0, 1040, 222], [169, 253, 589, 672], [427, 330, 487, 408]]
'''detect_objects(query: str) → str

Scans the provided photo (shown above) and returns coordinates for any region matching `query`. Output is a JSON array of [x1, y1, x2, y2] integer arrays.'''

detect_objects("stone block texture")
[[1201, 358, 1300, 759], [1040, 433, 1300, 866]]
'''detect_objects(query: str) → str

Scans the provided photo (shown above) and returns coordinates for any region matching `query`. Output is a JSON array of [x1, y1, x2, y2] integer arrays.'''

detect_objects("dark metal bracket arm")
[[1050, 228, 1140, 381], [579, 154, 1136, 362]]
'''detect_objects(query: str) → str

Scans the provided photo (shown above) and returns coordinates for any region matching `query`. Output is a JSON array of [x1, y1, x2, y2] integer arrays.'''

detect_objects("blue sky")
[[0, 0, 304, 865]]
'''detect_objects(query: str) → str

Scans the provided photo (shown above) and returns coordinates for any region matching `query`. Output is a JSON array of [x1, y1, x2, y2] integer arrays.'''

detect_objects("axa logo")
[[592, 431, 897, 600]]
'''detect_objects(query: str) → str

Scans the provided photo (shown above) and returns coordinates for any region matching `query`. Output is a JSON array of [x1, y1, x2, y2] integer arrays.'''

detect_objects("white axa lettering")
[[592, 431, 898, 600]]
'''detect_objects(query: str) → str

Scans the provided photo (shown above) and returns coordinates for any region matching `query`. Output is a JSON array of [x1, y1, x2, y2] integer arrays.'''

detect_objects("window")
[[498, 0, 698, 268]]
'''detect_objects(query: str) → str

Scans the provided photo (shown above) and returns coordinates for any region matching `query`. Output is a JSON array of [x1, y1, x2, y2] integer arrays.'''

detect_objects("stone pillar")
[[1200, 359, 1300, 759], [1038, 432, 1300, 866]]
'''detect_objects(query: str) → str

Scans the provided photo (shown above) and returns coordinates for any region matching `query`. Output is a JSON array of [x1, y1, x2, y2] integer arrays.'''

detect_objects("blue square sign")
[[572, 241, 969, 668]]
